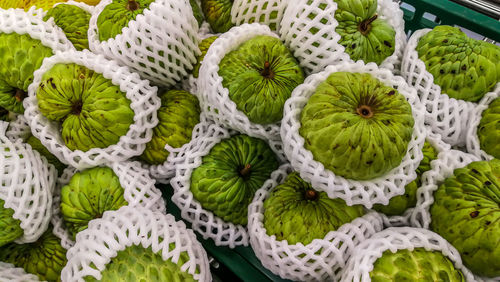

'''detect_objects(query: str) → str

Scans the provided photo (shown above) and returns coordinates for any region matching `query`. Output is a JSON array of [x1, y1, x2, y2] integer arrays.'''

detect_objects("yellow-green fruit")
[[139, 90, 200, 165], [24, 0, 67, 10], [477, 97, 500, 159], [192, 36, 217, 78], [26, 134, 66, 175], [36, 63, 134, 152], [263, 172, 365, 245], [0, 198, 23, 248], [0, 0, 26, 9], [300, 72, 414, 180], [200, 0, 234, 33], [72, 0, 99, 6], [44, 4, 91, 51]]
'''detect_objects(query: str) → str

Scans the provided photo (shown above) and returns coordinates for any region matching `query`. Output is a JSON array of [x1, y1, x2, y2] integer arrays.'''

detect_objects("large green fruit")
[[218, 35, 304, 124], [192, 36, 217, 78], [60, 167, 128, 239], [0, 198, 23, 248], [36, 63, 134, 152], [26, 134, 66, 176], [369, 248, 465, 282], [44, 4, 91, 51], [300, 72, 414, 180], [263, 172, 365, 245], [430, 159, 500, 277], [190, 134, 279, 225], [416, 25, 500, 102], [139, 90, 201, 165], [0, 228, 67, 282], [200, 0, 234, 33], [0, 33, 54, 114], [477, 97, 500, 159]]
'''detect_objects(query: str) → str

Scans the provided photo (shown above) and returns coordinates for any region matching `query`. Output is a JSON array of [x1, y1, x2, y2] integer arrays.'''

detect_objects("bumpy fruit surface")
[[60, 167, 128, 239], [36, 63, 134, 152], [369, 248, 465, 282], [44, 4, 91, 51], [0, 198, 23, 248], [24, 0, 65, 10], [192, 36, 217, 78], [300, 72, 414, 180], [140, 90, 200, 165], [417, 25, 500, 102], [190, 134, 279, 225], [26, 134, 66, 176], [477, 97, 500, 159], [0, 33, 54, 114], [263, 172, 365, 245], [219, 35, 304, 124], [430, 159, 500, 277], [201, 0, 234, 33], [190, 0, 204, 27], [0, 0, 26, 9]]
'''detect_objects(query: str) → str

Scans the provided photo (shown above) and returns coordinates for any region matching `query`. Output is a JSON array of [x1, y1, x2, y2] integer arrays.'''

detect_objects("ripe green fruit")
[[190, 134, 279, 225], [0, 198, 23, 248], [26, 134, 66, 176], [300, 72, 414, 180], [416, 25, 500, 102], [200, 0, 234, 33], [218, 35, 304, 124], [263, 172, 365, 245], [477, 97, 500, 159], [430, 159, 500, 277], [36, 63, 134, 152], [44, 4, 91, 51], [192, 36, 217, 78]]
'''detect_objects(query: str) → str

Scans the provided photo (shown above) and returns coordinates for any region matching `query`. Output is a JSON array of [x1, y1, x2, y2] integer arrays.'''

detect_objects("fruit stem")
[[239, 164, 251, 177], [359, 14, 378, 35], [14, 88, 27, 103], [261, 61, 275, 79], [127, 0, 139, 11], [304, 189, 318, 201], [356, 105, 374, 118]]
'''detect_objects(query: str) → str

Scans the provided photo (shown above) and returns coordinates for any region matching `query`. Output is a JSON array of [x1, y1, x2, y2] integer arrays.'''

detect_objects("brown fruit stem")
[[304, 189, 318, 201], [127, 0, 139, 11], [359, 14, 378, 35], [261, 61, 275, 79], [357, 105, 374, 118], [71, 100, 83, 115], [14, 88, 27, 103], [239, 164, 251, 177]]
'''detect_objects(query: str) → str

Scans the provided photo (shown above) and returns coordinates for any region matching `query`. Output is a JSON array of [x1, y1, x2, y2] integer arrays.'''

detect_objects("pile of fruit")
[[0, 0, 498, 281]]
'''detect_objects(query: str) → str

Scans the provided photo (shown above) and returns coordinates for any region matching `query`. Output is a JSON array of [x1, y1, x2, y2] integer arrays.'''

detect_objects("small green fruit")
[[0, 198, 23, 248], [200, 0, 234, 33], [192, 36, 217, 78], [44, 4, 91, 51]]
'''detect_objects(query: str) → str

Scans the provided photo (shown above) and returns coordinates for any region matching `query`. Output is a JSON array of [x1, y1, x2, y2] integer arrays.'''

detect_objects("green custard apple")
[[200, 0, 234, 33], [369, 248, 465, 282], [430, 159, 500, 277], [373, 141, 438, 216], [477, 97, 500, 159], [44, 4, 91, 51], [26, 134, 66, 176], [190, 0, 204, 27], [0, 227, 67, 282], [190, 134, 279, 225], [218, 35, 304, 124], [0, 198, 23, 248], [0, 33, 54, 114], [416, 25, 500, 102], [36, 63, 134, 152], [192, 36, 217, 78], [0, 0, 24, 9], [60, 167, 128, 239], [300, 72, 414, 180], [263, 172, 365, 245], [140, 90, 201, 165]]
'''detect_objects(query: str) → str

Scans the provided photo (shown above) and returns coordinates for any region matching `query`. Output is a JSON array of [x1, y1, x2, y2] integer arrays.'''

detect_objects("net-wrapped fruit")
[[26, 135, 66, 175], [0, 198, 23, 248], [200, 0, 234, 33], [44, 4, 91, 51], [477, 97, 500, 159], [192, 36, 218, 78]]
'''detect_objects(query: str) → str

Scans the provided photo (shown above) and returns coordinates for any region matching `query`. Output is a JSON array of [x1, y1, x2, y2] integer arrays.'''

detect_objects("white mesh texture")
[[0, 262, 40, 282], [5, 114, 31, 143], [231, 0, 287, 32]]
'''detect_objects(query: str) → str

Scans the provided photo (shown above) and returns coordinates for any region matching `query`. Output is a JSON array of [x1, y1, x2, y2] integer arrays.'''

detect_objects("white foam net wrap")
[[0, 262, 40, 282], [5, 115, 31, 143], [281, 61, 426, 208], [0, 121, 57, 244], [88, 0, 200, 87], [339, 227, 476, 282], [231, 0, 287, 32], [52, 0, 96, 14], [198, 23, 282, 141], [279, 0, 406, 75], [61, 206, 211, 282], [51, 161, 166, 250], [23, 50, 161, 170], [248, 164, 385, 281]]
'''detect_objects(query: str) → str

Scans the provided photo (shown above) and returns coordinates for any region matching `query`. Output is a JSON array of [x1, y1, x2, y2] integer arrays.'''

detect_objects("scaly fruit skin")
[[201, 0, 234, 33], [263, 172, 365, 245], [218, 35, 304, 124], [300, 72, 414, 180], [0, 33, 54, 114], [369, 248, 465, 282], [97, 0, 155, 42], [44, 4, 91, 51], [24, 0, 67, 10], [139, 90, 201, 165], [416, 25, 500, 102], [430, 159, 500, 277], [60, 167, 128, 239], [190, 0, 204, 27], [0, 228, 67, 282], [0, 0, 27, 9], [192, 36, 217, 78], [477, 97, 500, 159], [373, 141, 438, 216], [0, 198, 23, 248], [36, 63, 134, 152], [190, 134, 279, 225], [26, 134, 66, 175]]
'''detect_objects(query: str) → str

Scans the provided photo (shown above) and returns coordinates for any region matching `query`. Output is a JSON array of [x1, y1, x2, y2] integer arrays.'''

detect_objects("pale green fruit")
[[44, 4, 91, 51], [477, 97, 500, 159]]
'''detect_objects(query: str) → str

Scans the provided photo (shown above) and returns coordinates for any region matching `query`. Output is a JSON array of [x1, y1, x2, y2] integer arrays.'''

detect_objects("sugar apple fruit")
[[60, 166, 128, 239], [416, 25, 500, 102], [369, 248, 465, 281], [26, 134, 66, 175], [0, 33, 54, 114], [192, 35, 217, 78], [36, 63, 134, 152], [300, 72, 414, 180], [0, 227, 67, 282], [0, 0, 25, 9], [200, 0, 234, 33], [139, 90, 201, 165], [477, 97, 500, 159], [24, 0, 65, 10], [430, 159, 500, 277], [0, 198, 23, 248], [218, 35, 304, 124], [44, 4, 91, 51], [263, 172, 365, 245], [190, 0, 204, 27], [190, 134, 279, 225]]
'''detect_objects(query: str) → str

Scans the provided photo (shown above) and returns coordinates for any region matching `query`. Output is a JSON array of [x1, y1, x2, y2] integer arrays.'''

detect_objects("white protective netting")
[[5, 114, 31, 143], [88, 0, 200, 87], [23, 50, 161, 170], [279, 0, 406, 75], [339, 227, 476, 282], [0, 121, 57, 244], [248, 164, 385, 281], [0, 262, 40, 282], [51, 161, 166, 250], [231, 0, 287, 32], [281, 61, 426, 209], [61, 206, 211, 282]]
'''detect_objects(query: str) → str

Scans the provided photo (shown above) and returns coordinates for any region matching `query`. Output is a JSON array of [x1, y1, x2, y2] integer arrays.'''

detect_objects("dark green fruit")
[[477, 97, 500, 159], [44, 4, 91, 51], [200, 0, 234, 33], [0, 106, 8, 121], [192, 36, 217, 78], [0, 198, 23, 248], [190, 0, 204, 27], [190, 134, 279, 225], [26, 134, 66, 176]]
